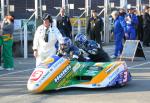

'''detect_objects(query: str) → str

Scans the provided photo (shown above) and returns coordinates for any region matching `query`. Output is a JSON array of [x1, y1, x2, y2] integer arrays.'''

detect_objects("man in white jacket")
[[33, 13, 63, 67]]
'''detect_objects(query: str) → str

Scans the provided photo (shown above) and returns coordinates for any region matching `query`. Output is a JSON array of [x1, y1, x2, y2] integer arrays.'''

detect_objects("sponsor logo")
[[84, 70, 98, 76], [54, 65, 71, 83], [30, 70, 43, 81], [35, 84, 39, 86], [50, 57, 66, 70], [43, 58, 54, 64], [40, 71, 50, 82], [72, 62, 81, 72], [92, 84, 97, 86], [108, 68, 120, 80], [94, 63, 104, 67], [105, 64, 116, 73]]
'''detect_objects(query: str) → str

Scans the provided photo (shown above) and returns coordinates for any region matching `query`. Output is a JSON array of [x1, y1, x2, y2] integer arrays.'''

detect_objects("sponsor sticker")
[[94, 63, 104, 67], [122, 71, 128, 83], [105, 64, 116, 73], [72, 62, 81, 72], [92, 84, 97, 87], [47, 55, 61, 68], [30, 70, 43, 81], [49, 57, 66, 70], [43, 58, 54, 64], [39, 71, 50, 82], [54, 65, 71, 83]]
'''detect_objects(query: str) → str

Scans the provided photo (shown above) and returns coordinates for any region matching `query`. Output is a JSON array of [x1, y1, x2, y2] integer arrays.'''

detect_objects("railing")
[[21, 11, 36, 58]]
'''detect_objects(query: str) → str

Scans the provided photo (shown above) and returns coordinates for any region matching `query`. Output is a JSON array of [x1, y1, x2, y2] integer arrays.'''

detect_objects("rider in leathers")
[[75, 34, 111, 62]]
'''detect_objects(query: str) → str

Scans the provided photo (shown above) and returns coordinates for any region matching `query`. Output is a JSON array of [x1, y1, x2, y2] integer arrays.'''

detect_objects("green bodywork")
[[44, 61, 112, 90]]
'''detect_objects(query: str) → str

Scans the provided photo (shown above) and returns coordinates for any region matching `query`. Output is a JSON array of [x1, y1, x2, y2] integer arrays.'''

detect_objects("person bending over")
[[75, 33, 111, 62], [57, 37, 84, 61]]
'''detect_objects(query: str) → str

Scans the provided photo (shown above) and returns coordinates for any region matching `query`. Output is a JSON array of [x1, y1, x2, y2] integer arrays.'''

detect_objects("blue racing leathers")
[[113, 17, 127, 57], [78, 40, 110, 62], [126, 13, 138, 40], [57, 45, 83, 61]]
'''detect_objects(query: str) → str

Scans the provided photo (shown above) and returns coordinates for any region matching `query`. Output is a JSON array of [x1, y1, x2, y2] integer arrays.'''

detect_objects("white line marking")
[[0, 81, 26, 83], [145, 51, 150, 52], [0, 76, 29, 79], [128, 67, 150, 70], [0, 84, 27, 86], [18, 61, 35, 64], [128, 62, 150, 68], [0, 68, 34, 77]]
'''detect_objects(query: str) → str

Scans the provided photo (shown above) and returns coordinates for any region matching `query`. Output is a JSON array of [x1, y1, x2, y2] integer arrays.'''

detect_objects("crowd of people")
[[31, 6, 150, 66], [32, 8, 110, 67], [110, 6, 150, 59]]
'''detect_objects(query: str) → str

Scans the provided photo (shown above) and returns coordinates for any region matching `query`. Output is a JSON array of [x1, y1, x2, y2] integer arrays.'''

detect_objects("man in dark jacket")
[[57, 8, 72, 38], [143, 6, 150, 47], [87, 10, 104, 45]]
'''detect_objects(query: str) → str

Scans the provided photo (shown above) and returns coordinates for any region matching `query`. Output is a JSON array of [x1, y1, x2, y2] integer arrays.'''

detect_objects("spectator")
[[126, 7, 138, 40], [0, 15, 14, 70], [119, 8, 126, 19], [143, 6, 150, 47], [33, 13, 63, 67], [56, 8, 72, 38], [87, 10, 104, 45], [111, 11, 128, 59], [119, 8, 127, 41], [134, 10, 143, 41], [75, 33, 110, 62]]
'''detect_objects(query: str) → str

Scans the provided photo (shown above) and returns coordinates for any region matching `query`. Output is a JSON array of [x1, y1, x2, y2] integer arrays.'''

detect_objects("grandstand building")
[[3, 0, 150, 19]]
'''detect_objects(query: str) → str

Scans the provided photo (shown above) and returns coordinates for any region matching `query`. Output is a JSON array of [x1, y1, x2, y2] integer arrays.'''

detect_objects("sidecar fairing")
[[27, 55, 131, 93]]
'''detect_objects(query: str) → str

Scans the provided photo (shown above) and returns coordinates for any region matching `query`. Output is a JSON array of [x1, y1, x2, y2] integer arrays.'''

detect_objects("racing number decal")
[[30, 70, 43, 81], [123, 71, 128, 83]]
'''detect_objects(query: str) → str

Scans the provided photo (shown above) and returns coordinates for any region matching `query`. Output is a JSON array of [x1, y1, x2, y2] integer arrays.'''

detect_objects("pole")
[[24, 22, 28, 58], [62, 0, 65, 8], [1, 0, 5, 20], [35, 0, 39, 30], [77, 18, 81, 34], [62, 0, 69, 16], [39, 0, 42, 18], [104, 0, 110, 43], [136, 0, 141, 11], [85, 0, 91, 17], [35, 0, 38, 20], [6, 0, 9, 15], [85, 0, 91, 34], [23, 11, 36, 58]]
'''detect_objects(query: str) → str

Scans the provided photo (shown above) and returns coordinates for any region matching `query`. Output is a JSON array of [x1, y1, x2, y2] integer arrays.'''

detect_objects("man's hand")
[[33, 51, 38, 58], [125, 33, 129, 39]]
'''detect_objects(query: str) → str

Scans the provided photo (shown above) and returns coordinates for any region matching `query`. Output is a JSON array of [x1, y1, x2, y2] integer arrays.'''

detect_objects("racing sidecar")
[[27, 55, 131, 93]]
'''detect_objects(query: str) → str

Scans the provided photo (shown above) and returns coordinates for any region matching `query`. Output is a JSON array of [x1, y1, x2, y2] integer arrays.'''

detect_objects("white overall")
[[33, 25, 62, 66]]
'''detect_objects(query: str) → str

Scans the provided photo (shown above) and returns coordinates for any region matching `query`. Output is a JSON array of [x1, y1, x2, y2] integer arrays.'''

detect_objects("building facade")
[[1, 0, 149, 19]]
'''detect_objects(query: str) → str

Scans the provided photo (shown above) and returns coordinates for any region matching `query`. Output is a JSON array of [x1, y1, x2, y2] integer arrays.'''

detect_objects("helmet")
[[59, 37, 72, 49], [75, 34, 87, 44]]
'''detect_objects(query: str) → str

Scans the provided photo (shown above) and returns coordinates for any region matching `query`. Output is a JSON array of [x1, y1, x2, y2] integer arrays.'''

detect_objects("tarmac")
[[0, 43, 150, 103]]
